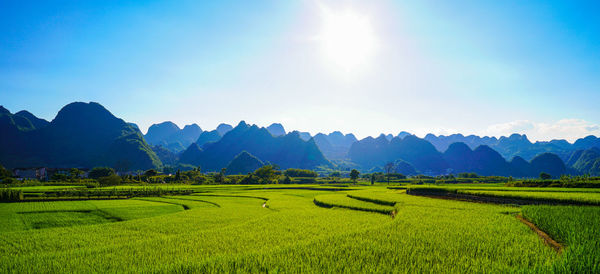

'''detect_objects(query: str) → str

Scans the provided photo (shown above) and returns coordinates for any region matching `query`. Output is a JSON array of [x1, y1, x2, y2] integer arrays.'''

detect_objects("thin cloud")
[[482, 119, 600, 142]]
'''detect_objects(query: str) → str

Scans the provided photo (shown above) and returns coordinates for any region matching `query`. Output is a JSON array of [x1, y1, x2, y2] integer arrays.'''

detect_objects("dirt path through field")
[[516, 215, 563, 253]]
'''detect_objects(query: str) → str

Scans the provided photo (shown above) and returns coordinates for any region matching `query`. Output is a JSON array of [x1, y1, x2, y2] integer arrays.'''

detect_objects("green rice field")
[[1, 185, 598, 272]]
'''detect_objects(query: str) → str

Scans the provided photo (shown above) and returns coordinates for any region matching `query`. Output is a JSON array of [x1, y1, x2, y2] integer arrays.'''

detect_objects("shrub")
[[284, 169, 318, 178], [89, 167, 116, 179], [97, 175, 122, 186], [0, 189, 23, 202]]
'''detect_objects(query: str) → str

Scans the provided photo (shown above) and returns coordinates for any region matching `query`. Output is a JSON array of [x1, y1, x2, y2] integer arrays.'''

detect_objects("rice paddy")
[[0, 185, 598, 272]]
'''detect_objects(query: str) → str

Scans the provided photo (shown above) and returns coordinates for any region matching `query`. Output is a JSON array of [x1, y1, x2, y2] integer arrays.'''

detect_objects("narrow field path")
[[406, 191, 566, 254], [516, 214, 563, 253]]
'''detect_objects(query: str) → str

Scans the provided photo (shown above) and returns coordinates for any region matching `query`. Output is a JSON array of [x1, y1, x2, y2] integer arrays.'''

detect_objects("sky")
[[1, 0, 599, 142]]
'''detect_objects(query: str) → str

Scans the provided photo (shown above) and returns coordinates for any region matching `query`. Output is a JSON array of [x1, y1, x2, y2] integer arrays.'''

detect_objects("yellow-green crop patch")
[[313, 193, 396, 214], [0, 199, 184, 232], [0, 186, 597, 272], [458, 190, 600, 205]]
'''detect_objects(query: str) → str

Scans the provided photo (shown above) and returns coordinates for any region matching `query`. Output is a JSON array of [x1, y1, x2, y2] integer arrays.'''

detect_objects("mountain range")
[[0, 102, 160, 171], [145, 122, 202, 153], [225, 151, 265, 175], [424, 133, 600, 162], [2, 102, 600, 177], [179, 121, 331, 172]]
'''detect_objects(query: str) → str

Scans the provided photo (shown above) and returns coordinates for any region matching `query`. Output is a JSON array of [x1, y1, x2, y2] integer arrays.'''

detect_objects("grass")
[[406, 184, 600, 193], [0, 185, 596, 272], [457, 190, 600, 205], [17, 210, 118, 229], [522, 205, 600, 272], [313, 193, 396, 214], [0, 199, 184, 232]]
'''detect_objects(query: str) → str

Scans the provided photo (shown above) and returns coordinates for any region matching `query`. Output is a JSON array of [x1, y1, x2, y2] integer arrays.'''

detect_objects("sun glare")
[[317, 4, 378, 73]]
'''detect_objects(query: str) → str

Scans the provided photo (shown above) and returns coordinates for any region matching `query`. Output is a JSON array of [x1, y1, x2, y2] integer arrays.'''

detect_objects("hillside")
[[425, 133, 597, 161], [180, 121, 331, 171], [313, 131, 357, 160], [145, 122, 202, 153], [225, 151, 264, 174], [0, 102, 161, 170]]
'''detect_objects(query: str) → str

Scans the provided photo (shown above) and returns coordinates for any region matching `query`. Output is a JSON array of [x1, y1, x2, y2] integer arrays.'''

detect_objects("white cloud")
[[483, 120, 535, 135], [482, 119, 600, 142]]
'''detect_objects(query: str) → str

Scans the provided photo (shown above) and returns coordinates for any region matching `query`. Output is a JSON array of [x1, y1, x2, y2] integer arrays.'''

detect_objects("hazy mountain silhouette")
[[508, 156, 532, 178], [443, 142, 475, 174], [568, 147, 600, 176], [144, 122, 202, 153], [145, 122, 180, 144], [392, 159, 417, 175], [195, 130, 224, 148], [425, 133, 497, 152], [2, 102, 594, 177], [469, 145, 512, 176], [530, 153, 566, 178], [216, 123, 233, 136], [14, 110, 49, 130], [266, 123, 286, 137], [313, 131, 357, 160], [347, 134, 390, 168], [349, 133, 571, 177], [397, 131, 412, 139], [297, 131, 312, 141], [152, 145, 179, 166], [180, 121, 330, 171], [425, 133, 596, 162], [349, 134, 447, 174], [0, 102, 161, 170], [225, 151, 264, 175], [179, 143, 203, 166], [573, 136, 600, 150], [190, 123, 234, 148]]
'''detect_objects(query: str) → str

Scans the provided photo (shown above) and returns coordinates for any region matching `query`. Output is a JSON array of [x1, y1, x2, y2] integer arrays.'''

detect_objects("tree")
[[69, 168, 83, 179], [458, 172, 478, 178], [0, 165, 12, 179], [329, 171, 341, 178], [284, 168, 318, 178], [175, 169, 181, 181], [88, 167, 115, 179], [214, 168, 227, 183], [144, 169, 159, 177], [254, 165, 277, 184], [370, 174, 375, 185], [539, 172, 552, 180], [350, 169, 360, 183], [384, 162, 395, 184], [50, 173, 69, 181], [97, 174, 122, 186]]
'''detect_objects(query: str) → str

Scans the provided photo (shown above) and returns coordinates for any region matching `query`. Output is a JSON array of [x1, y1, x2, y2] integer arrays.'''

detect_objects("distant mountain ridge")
[[225, 151, 264, 175], [313, 131, 357, 160], [145, 122, 202, 153], [349, 134, 575, 177], [179, 121, 331, 172], [424, 133, 599, 161], [266, 123, 286, 137], [568, 147, 600, 176], [3, 102, 600, 177], [0, 102, 161, 171]]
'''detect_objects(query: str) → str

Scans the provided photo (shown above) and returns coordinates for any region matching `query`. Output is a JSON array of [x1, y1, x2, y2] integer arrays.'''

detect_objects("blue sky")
[[1, 0, 599, 141]]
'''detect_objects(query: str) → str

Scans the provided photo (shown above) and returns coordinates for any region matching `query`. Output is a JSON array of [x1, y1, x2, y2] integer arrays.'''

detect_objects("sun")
[[316, 4, 378, 72]]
